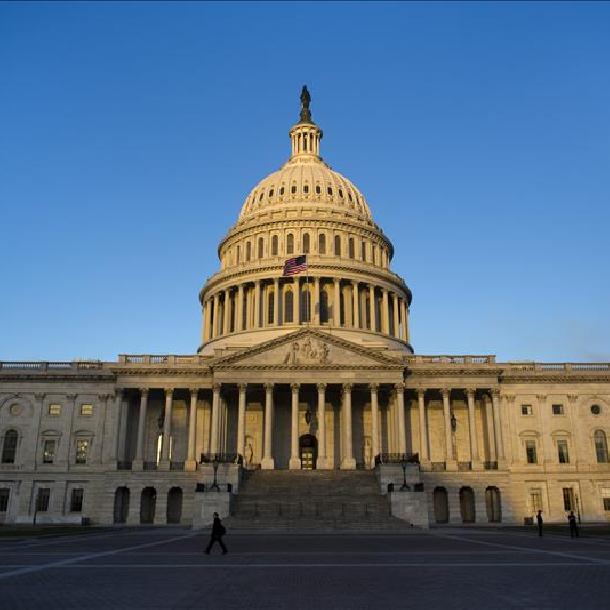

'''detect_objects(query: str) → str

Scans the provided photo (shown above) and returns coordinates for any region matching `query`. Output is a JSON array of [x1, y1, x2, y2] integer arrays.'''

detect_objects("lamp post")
[[400, 455, 409, 491], [450, 411, 457, 462], [211, 455, 220, 491], [576, 493, 581, 525]]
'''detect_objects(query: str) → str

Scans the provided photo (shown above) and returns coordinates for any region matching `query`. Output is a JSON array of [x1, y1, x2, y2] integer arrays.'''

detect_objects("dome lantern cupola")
[[289, 85, 323, 159]]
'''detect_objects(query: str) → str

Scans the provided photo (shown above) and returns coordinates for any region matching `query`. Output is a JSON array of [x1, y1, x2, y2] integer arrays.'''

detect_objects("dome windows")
[[269, 188, 274, 197], [259, 192, 264, 202], [302, 233, 310, 254], [316, 185, 321, 195], [318, 233, 326, 254], [327, 186, 333, 196], [338, 189, 343, 198], [348, 237, 355, 259], [286, 233, 294, 254], [291, 185, 297, 195], [334, 235, 341, 256], [303, 185, 309, 194], [280, 186, 285, 196], [258, 237, 264, 259], [245, 242, 252, 262], [271, 235, 278, 256]]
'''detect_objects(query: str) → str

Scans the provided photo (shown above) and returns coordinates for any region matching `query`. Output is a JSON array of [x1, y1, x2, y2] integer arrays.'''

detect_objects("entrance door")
[[299, 434, 317, 470]]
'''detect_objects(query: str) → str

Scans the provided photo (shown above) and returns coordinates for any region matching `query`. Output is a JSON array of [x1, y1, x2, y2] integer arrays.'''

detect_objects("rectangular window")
[[604, 498, 610, 511], [70, 488, 84, 512], [0, 488, 10, 512], [42, 440, 56, 464], [80, 404, 93, 416], [557, 439, 570, 464], [521, 404, 532, 416], [530, 489, 542, 513], [552, 404, 564, 415], [525, 440, 537, 464], [562, 487, 574, 511], [48, 404, 61, 416], [75, 440, 89, 464], [36, 487, 50, 512]]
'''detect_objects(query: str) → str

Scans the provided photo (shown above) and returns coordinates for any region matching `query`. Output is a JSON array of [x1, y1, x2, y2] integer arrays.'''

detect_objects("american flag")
[[283, 255, 308, 276]]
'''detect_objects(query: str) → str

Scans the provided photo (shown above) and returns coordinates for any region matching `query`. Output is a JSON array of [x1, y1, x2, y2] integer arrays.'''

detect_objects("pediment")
[[212, 328, 402, 370]]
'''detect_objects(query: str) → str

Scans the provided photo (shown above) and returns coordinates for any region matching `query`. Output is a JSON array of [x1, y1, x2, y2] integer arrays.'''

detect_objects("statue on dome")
[[299, 85, 312, 123]]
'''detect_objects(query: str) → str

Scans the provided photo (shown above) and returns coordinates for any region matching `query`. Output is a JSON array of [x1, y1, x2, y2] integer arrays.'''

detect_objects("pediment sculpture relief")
[[283, 338, 331, 365]]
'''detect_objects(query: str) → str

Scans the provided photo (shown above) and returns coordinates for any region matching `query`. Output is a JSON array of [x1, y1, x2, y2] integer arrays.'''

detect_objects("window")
[[36, 487, 50, 512], [318, 233, 326, 254], [562, 487, 575, 511], [80, 404, 93, 416], [302, 233, 310, 254], [258, 237, 264, 259], [291, 185, 297, 194], [529, 489, 542, 513], [604, 498, 610, 511], [338, 189, 343, 198], [521, 404, 533, 416], [75, 439, 89, 464], [279, 186, 285, 196], [315, 185, 321, 195], [1, 430, 18, 464], [525, 440, 537, 464], [557, 439, 570, 463], [327, 186, 333, 196], [334, 235, 341, 256], [70, 488, 84, 512], [348, 237, 355, 259], [284, 290, 293, 324], [245, 242, 251, 262], [271, 235, 278, 256], [591, 404, 601, 415], [361, 240, 366, 261], [303, 185, 309, 194], [49, 404, 61, 416], [320, 290, 329, 324], [286, 233, 294, 254], [43, 439, 56, 464], [267, 291, 274, 325], [259, 192, 264, 202], [595, 430, 608, 463], [300, 288, 311, 323], [0, 488, 9, 512], [269, 188, 274, 197], [552, 404, 564, 415]]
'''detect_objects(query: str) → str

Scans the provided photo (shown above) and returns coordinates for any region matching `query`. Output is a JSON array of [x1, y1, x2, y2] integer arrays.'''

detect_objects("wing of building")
[[1, 88, 609, 528]]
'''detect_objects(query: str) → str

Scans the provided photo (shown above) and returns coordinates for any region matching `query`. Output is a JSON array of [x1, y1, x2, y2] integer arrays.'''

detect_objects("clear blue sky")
[[1, 1, 609, 362]]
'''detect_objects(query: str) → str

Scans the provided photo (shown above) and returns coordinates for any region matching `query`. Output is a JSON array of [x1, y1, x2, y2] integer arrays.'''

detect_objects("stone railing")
[[117, 355, 209, 365], [406, 355, 496, 365], [0, 361, 103, 371], [503, 362, 610, 372]]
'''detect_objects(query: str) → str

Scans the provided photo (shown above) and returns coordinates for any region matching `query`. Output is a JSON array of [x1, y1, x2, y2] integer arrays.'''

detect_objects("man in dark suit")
[[205, 511, 228, 555], [536, 510, 543, 537]]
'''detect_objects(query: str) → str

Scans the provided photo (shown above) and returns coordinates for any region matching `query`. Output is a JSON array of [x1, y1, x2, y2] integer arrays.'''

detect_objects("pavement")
[[0, 526, 609, 609]]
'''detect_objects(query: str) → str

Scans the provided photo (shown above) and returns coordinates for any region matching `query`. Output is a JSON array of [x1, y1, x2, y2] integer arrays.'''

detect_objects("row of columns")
[[202, 277, 409, 343]]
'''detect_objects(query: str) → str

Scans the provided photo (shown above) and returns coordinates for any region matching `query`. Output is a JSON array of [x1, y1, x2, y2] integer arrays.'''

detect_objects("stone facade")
[[1, 91, 609, 527]]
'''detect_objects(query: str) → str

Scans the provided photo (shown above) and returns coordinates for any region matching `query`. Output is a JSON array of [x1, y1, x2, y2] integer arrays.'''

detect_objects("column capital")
[[34, 392, 46, 402], [466, 388, 476, 399], [441, 388, 451, 398], [535, 393, 546, 402], [66, 393, 77, 401], [238, 383, 248, 392], [492, 388, 502, 399], [264, 382, 274, 391], [212, 382, 222, 392], [164, 387, 174, 397], [505, 393, 516, 404], [369, 383, 379, 391], [98, 393, 112, 402], [342, 383, 353, 393], [394, 382, 405, 391], [189, 387, 199, 397], [317, 382, 327, 391], [139, 387, 149, 396], [290, 382, 300, 391], [567, 394, 578, 404]]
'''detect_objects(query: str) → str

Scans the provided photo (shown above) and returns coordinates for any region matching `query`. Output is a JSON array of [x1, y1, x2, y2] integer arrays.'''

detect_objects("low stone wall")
[[192, 490, 232, 529], [389, 491, 429, 528]]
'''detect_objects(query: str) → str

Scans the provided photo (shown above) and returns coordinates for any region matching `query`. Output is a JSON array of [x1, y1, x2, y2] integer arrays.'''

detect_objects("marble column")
[[369, 284, 376, 331], [317, 383, 327, 468], [392, 293, 399, 338], [491, 389, 505, 466], [289, 383, 301, 469], [401, 300, 409, 342], [273, 278, 280, 325], [417, 389, 429, 463], [203, 300, 211, 342], [210, 383, 221, 456], [382, 288, 390, 335], [212, 294, 220, 338], [236, 284, 244, 332], [395, 382, 406, 454], [314, 277, 320, 325], [236, 383, 247, 460], [223, 289, 231, 334], [466, 389, 481, 469], [133, 388, 148, 469], [341, 383, 356, 469], [352, 282, 360, 328], [262, 383, 275, 469], [442, 389, 457, 470], [370, 383, 380, 468], [254, 280, 261, 328], [333, 278, 341, 326], [186, 388, 198, 471], [159, 388, 173, 469]]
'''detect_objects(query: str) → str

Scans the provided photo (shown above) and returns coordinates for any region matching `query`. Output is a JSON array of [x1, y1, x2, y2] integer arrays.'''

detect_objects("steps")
[[225, 470, 416, 531]]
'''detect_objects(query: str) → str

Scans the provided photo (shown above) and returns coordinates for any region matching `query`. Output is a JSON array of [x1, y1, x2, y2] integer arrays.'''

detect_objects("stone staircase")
[[225, 469, 416, 531]]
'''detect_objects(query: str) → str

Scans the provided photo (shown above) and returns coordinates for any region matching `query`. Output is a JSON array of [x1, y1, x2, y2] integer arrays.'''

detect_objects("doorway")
[[299, 434, 317, 469]]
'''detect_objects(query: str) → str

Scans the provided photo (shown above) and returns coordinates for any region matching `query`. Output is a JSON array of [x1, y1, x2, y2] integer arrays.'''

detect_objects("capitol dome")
[[198, 87, 412, 356]]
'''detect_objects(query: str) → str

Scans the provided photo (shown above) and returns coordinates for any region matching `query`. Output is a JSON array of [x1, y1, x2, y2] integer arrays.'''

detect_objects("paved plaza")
[[0, 527, 609, 609]]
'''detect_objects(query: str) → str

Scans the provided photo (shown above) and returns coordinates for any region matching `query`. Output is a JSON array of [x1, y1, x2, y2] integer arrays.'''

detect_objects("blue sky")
[[1, 1, 609, 362]]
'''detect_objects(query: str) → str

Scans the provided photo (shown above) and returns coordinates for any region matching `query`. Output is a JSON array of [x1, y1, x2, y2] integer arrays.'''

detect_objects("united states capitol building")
[[1, 89, 609, 528]]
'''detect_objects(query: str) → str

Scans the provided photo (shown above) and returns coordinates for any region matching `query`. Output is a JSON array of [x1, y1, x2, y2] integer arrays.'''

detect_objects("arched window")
[[284, 289, 294, 323], [485, 486, 502, 523], [286, 233, 294, 255], [1, 430, 18, 464], [334, 235, 341, 256], [300, 287, 311, 323], [245, 242, 251, 262], [271, 235, 278, 256], [258, 237, 264, 259], [361, 240, 366, 261], [595, 430, 608, 463], [320, 289, 329, 324], [459, 487, 476, 523], [267, 291, 274, 324], [318, 233, 326, 254], [302, 233, 310, 254], [434, 487, 449, 524], [348, 237, 355, 259]]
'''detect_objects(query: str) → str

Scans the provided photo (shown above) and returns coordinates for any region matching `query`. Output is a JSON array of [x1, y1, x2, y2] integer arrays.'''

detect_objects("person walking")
[[205, 511, 228, 555], [536, 510, 543, 537], [568, 511, 579, 538]]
